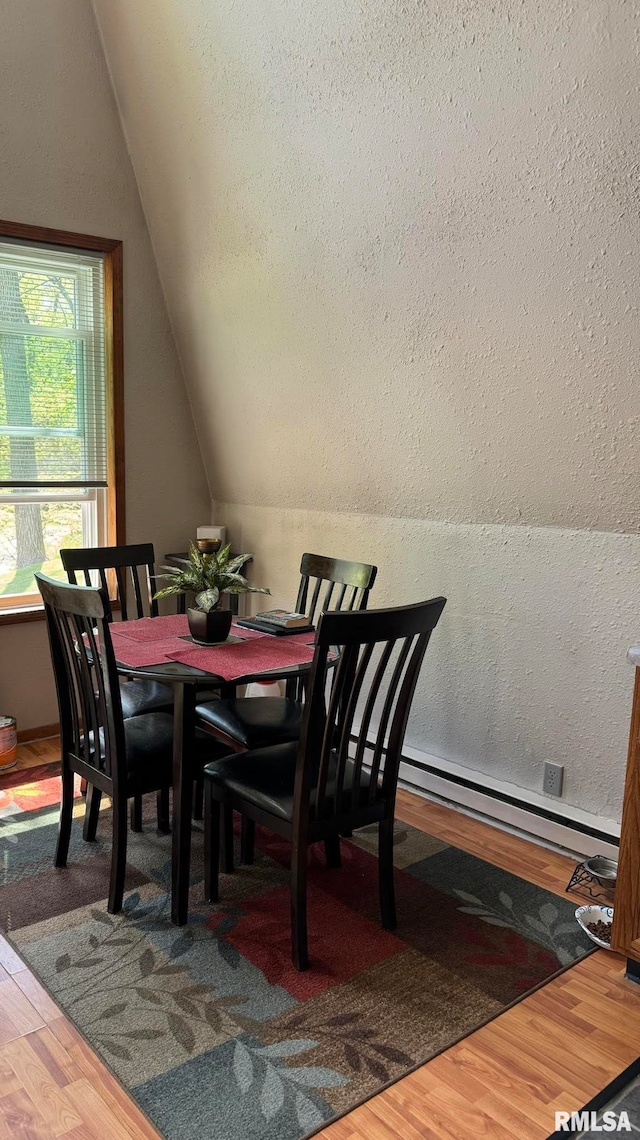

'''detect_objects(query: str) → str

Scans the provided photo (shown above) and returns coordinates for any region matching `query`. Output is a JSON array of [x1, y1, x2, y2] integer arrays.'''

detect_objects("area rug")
[[0, 759, 60, 791], [0, 777, 593, 1140]]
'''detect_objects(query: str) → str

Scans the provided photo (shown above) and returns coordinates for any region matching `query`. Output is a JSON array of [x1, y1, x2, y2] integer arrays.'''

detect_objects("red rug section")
[[238, 825, 564, 999], [0, 772, 80, 813], [210, 883, 405, 1001], [0, 761, 59, 791]]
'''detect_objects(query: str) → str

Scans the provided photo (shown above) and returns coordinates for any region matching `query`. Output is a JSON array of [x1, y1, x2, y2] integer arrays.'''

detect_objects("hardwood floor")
[[5, 735, 60, 775], [2, 740, 638, 1139], [0, 940, 162, 1139], [317, 791, 640, 1140]]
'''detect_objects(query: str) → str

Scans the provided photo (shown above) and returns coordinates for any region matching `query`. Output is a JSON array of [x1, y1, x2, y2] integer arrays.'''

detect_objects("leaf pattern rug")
[[0, 778, 593, 1140]]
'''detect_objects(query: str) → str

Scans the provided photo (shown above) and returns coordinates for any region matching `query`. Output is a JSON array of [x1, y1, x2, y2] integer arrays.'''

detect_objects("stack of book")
[[237, 610, 314, 636]]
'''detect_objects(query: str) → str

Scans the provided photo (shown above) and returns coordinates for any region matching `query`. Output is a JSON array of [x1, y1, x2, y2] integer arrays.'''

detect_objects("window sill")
[[0, 596, 123, 626], [0, 604, 45, 626]]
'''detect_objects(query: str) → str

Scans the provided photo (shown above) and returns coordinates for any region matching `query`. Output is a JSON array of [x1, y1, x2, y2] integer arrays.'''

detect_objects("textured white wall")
[[91, 0, 639, 820], [0, 0, 210, 729], [223, 502, 637, 822]]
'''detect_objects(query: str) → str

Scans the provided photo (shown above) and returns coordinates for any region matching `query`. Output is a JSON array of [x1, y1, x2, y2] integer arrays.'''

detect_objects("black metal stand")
[[565, 859, 615, 905]]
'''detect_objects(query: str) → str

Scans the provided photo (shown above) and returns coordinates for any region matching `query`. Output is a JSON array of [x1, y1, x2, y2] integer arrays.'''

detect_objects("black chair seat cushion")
[[119, 678, 174, 719], [203, 741, 375, 823], [195, 697, 302, 750], [84, 714, 227, 795], [124, 713, 174, 793], [120, 680, 218, 720]]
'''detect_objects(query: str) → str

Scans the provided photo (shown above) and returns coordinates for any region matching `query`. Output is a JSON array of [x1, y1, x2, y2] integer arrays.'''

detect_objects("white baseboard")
[[396, 741, 620, 861]]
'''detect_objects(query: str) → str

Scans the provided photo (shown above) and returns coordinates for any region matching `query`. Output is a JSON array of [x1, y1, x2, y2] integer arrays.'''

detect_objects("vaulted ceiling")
[[92, 0, 639, 531]]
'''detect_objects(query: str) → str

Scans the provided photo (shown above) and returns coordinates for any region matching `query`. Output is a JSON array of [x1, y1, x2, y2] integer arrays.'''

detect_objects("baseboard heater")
[[352, 735, 620, 857]]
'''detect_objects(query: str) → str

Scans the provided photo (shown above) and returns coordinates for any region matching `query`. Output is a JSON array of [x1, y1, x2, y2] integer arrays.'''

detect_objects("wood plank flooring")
[[2, 740, 638, 1139], [0, 936, 161, 1139], [4, 736, 60, 776]]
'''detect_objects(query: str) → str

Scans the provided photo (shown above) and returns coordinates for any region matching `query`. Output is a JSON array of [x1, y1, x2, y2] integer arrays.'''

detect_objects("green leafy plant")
[[154, 543, 270, 613]]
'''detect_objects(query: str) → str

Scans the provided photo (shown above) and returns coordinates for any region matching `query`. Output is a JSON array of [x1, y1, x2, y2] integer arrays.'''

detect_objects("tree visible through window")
[[0, 225, 122, 613]]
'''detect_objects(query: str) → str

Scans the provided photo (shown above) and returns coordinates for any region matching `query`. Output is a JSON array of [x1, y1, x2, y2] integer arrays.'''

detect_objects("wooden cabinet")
[[611, 647, 640, 978]]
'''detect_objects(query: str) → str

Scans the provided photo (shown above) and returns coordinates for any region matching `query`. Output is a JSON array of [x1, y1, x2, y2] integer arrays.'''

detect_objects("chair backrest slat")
[[380, 632, 433, 800], [316, 644, 357, 808], [74, 614, 102, 767], [131, 564, 145, 619], [332, 641, 375, 816], [36, 572, 126, 786], [367, 635, 414, 801], [307, 577, 323, 625], [321, 580, 335, 613], [350, 638, 395, 806], [60, 543, 158, 622], [335, 582, 348, 610], [58, 610, 90, 764], [115, 566, 128, 620], [85, 617, 116, 768], [294, 597, 446, 830]]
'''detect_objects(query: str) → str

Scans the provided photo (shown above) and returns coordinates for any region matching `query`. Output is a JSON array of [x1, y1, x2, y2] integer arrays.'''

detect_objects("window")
[[0, 222, 123, 620]]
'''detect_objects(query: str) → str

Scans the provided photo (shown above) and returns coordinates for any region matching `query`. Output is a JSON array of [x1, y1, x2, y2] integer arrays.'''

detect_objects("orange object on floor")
[[0, 715, 17, 771]]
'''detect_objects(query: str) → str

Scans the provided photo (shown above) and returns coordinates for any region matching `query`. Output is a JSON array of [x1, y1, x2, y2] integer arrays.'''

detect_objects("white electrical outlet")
[[543, 761, 564, 797]]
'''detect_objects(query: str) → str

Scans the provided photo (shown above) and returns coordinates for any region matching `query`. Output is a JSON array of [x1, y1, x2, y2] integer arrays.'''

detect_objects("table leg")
[[171, 682, 195, 925], [218, 681, 237, 872]]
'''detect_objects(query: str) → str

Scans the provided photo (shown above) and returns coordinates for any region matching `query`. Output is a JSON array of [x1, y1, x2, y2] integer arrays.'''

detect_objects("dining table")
[[109, 613, 319, 925]]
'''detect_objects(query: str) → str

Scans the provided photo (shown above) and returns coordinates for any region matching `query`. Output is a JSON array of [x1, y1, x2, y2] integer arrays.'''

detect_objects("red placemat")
[[111, 634, 184, 668], [115, 615, 266, 643], [115, 614, 190, 641], [166, 636, 315, 682], [230, 621, 264, 640]]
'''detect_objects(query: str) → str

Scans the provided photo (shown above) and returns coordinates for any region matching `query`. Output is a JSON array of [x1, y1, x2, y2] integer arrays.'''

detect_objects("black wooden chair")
[[196, 553, 377, 867], [203, 595, 446, 970], [61, 543, 215, 832], [61, 543, 175, 832], [36, 572, 177, 913], [60, 543, 173, 721]]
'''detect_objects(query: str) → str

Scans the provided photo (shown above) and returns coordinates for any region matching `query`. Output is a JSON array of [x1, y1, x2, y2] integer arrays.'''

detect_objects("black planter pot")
[[187, 607, 232, 645]]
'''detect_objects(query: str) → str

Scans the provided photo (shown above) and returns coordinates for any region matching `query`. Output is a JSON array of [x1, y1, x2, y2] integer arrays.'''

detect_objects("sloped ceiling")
[[91, 0, 640, 530]]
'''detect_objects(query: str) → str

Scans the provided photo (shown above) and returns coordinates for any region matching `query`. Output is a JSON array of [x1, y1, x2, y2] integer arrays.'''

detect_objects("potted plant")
[[154, 543, 270, 644]]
